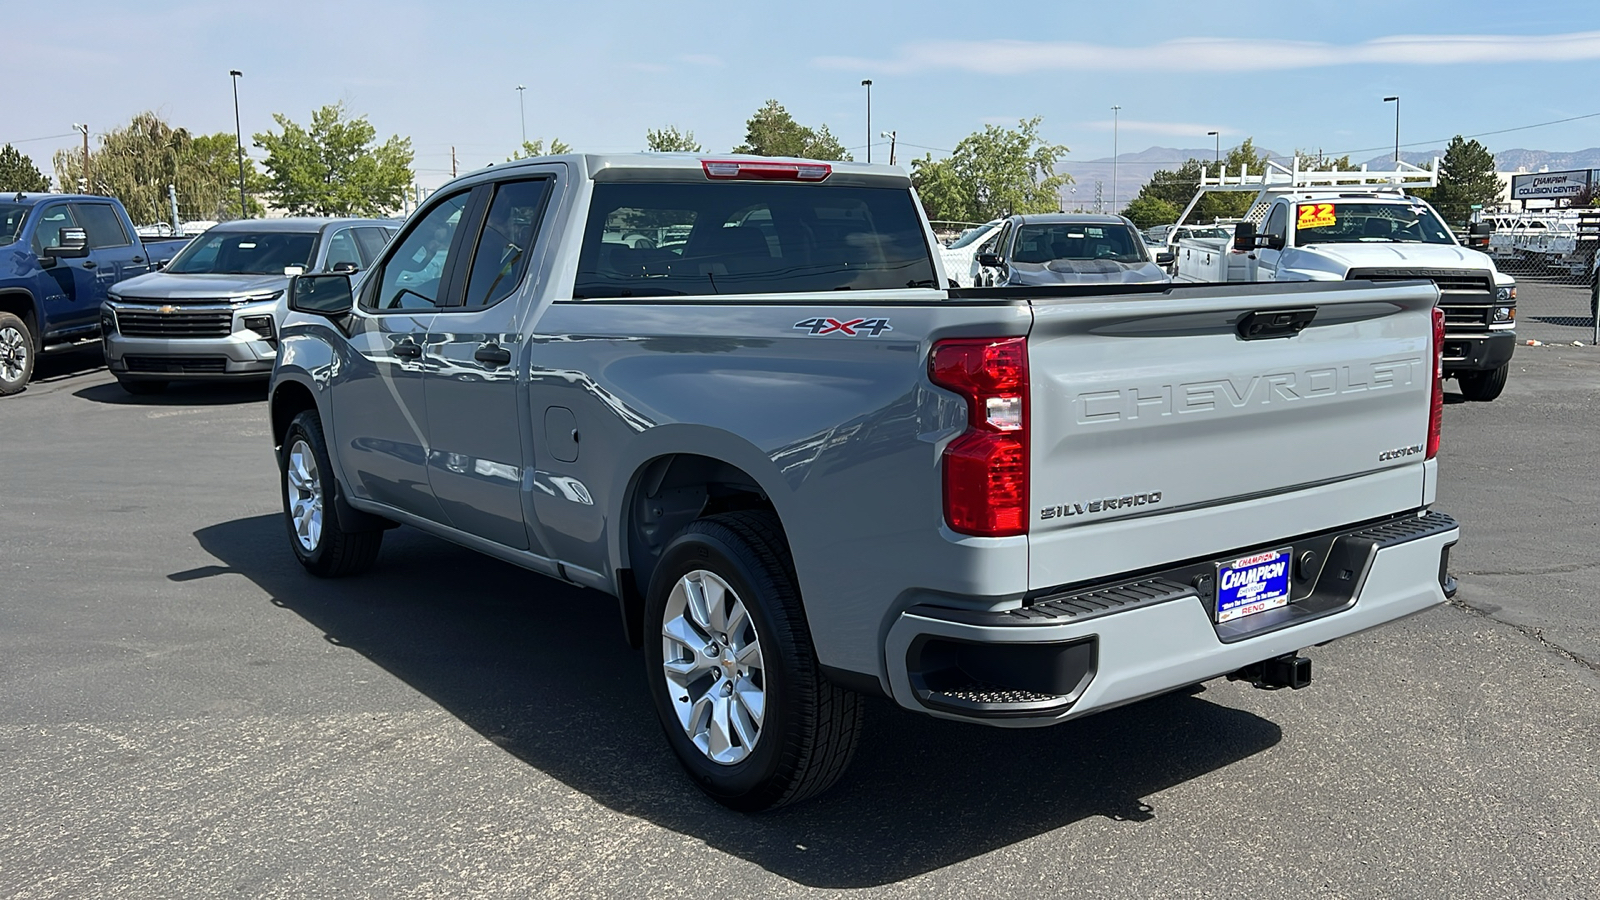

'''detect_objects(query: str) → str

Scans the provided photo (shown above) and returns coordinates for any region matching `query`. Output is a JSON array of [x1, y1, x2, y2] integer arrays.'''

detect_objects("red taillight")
[[701, 159, 831, 182], [1427, 306, 1444, 459], [929, 337, 1028, 536]]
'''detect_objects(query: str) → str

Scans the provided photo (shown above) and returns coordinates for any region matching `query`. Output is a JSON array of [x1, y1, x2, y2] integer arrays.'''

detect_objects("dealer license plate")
[[1215, 549, 1293, 623]]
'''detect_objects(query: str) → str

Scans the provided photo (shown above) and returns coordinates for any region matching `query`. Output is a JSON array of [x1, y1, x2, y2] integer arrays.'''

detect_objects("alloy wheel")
[[0, 326, 28, 385], [661, 569, 767, 765], [285, 439, 323, 551]]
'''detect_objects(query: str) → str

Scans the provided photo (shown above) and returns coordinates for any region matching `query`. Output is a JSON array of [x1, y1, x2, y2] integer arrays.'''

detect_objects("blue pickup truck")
[[0, 193, 190, 395]]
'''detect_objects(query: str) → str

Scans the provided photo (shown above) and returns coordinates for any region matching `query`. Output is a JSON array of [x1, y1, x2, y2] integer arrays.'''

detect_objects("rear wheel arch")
[[616, 452, 787, 649]]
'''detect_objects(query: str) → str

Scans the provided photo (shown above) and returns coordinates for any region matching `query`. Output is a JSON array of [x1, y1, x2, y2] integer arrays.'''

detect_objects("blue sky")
[[9, 0, 1600, 195]]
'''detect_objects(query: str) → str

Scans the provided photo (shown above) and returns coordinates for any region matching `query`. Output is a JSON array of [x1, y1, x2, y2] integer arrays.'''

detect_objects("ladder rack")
[[1177, 157, 1442, 226]]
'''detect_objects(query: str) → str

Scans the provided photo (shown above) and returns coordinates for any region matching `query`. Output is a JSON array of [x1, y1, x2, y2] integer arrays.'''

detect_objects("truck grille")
[[125, 356, 228, 374], [1441, 304, 1492, 328], [116, 309, 234, 338], [1345, 267, 1493, 296]]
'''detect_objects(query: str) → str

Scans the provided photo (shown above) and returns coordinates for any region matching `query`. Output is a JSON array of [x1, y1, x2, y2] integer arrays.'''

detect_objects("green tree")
[[1423, 136, 1501, 226], [509, 138, 573, 160], [733, 101, 851, 161], [1122, 195, 1181, 229], [255, 102, 413, 216], [52, 112, 264, 222], [1124, 137, 1273, 225], [0, 144, 49, 192], [908, 117, 1069, 222], [646, 126, 702, 153]]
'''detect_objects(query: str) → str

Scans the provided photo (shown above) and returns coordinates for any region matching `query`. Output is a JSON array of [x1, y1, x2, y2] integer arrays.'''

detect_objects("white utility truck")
[[1173, 159, 1518, 401]]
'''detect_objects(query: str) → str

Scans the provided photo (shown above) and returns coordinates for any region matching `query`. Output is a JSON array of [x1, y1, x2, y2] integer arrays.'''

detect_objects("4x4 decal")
[[793, 317, 892, 337]]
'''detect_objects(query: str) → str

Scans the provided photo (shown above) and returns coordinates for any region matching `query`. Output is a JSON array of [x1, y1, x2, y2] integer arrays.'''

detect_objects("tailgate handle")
[[1238, 307, 1316, 340]]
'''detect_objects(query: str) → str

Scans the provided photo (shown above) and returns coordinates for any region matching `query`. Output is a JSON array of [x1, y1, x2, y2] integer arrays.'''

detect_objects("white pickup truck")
[[1173, 162, 1517, 402]]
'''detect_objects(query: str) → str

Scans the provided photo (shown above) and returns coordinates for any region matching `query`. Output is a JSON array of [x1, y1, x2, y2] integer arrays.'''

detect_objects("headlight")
[[234, 290, 284, 307], [1495, 285, 1516, 302], [100, 310, 118, 335], [1492, 306, 1515, 324]]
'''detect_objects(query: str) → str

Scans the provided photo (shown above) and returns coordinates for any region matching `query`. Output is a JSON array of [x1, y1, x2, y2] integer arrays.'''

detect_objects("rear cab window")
[[573, 181, 937, 298]]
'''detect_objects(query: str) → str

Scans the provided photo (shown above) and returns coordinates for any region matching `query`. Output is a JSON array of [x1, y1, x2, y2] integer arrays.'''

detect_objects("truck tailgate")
[[1025, 280, 1438, 591]]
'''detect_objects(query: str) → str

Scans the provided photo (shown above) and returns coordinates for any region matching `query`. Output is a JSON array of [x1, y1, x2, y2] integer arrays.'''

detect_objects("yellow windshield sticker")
[[1297, 203, 1336, 229]]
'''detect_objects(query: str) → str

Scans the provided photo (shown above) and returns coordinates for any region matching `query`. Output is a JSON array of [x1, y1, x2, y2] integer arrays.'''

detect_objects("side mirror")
[[976, 252, 1004, 268], [1155, 251, 1176, 266], [1469, 222, 1493, 237], [56, 227, 90, 258], [329, 261, 360, 275], [1232, 222, 1257, 253], [289, 272, 354, 317]]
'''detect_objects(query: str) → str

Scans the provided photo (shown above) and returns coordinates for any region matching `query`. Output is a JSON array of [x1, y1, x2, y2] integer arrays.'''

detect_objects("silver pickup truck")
[[268, 154, 1459, 811]]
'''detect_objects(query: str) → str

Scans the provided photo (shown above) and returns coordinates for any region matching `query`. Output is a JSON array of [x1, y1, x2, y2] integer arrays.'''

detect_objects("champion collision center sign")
[[1511, 169, 1592, 201]]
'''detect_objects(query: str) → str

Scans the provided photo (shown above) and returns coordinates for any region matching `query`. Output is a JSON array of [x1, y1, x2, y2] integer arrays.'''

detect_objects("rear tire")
[[116, 377, 167, 395], [0, 312, 35, 396], [280, 410, 383, 577], [644, 511, 863, 811], [1457, 362, 1508, 402]]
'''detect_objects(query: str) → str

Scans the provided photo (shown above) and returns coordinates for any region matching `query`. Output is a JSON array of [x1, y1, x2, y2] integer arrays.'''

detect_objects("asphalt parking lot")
[[2, 281, 1597, 899]]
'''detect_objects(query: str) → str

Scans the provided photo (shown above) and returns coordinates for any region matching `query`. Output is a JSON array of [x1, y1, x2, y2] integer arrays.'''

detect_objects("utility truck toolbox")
[[269, 153, 1460, 810]]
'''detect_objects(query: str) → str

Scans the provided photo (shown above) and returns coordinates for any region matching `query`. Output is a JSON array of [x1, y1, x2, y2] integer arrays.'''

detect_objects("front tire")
[[0, 312, 35, 396], [644, 511, 863, 811], [280, 410, 383, 577], [1457, 362, 1509, 402]]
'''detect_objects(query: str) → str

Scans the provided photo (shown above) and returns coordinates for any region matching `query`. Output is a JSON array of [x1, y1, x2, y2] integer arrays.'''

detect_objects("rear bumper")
[[1442, 330, 1515, 374], [884, 510, 1458, 727]]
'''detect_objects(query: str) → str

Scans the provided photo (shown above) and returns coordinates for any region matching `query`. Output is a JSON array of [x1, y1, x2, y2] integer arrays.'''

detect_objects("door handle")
[[474, 343, 512, 367], [81, 260, 97, 270], [131, 256, 145, 264], [392, 341, 423, 359]]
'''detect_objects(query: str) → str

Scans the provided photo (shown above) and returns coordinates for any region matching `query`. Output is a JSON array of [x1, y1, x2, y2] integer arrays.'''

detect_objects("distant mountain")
[[1065, 144, 1600, 213]]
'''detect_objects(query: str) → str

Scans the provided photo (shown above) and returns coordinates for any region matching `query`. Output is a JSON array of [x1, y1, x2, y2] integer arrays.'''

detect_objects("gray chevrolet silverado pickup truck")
[[268, 154, 1460, 810]]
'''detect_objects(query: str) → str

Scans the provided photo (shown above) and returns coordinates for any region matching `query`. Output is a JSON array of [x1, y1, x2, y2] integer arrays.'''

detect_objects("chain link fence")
[[1479, 209, 1599, 345]]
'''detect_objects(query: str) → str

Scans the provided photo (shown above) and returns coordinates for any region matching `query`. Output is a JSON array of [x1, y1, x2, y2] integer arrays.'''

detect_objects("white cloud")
[[1082, 119, 1238, 137], [816, 31, 1600, 75]]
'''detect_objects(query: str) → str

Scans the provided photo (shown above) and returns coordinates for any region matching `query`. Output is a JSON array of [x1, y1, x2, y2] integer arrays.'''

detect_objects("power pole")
[[73, 124, 90, 192], [451, 146, 458, 178]]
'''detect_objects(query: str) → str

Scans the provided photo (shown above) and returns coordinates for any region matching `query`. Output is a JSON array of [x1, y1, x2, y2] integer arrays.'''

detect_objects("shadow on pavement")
[[29, 347, 105, 384], [73, 378, 267, 407], [186, 513, 1283, 888]]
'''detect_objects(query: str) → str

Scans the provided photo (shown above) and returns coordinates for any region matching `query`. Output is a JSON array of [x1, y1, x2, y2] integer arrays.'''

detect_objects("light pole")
[[880, 130, 897, 167], [229, 70, 247, 218], [861, 80, 872, 164], [1207, 130, 1220, 167], [516, 85, 527, 146], [1384, 96, 1400, 163], [1110, 105, 1121, 211]]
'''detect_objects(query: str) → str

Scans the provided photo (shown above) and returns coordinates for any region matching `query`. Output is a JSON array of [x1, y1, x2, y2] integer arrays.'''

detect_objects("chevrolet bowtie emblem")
[[158, 305, 178, 314]]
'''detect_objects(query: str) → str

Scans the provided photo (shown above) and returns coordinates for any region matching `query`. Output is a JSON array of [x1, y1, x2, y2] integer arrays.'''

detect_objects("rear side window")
[[72, 203, 131, 248], [462, 179, 552, 309], [573, 182, 936, 298], [353, 227, 390, 264]]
